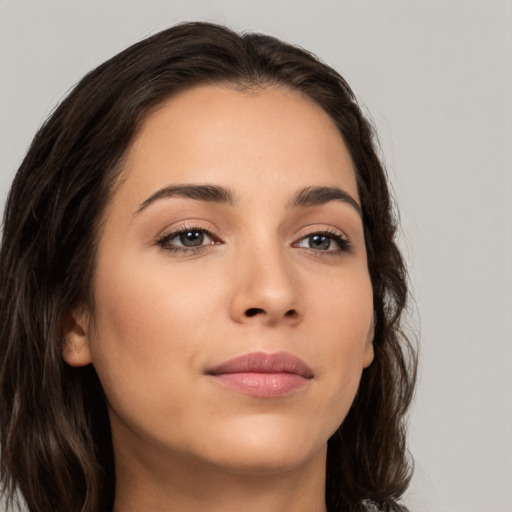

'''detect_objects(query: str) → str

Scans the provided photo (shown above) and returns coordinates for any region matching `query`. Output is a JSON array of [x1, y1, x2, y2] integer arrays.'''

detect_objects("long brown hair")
[[0, 22, 416, 512]]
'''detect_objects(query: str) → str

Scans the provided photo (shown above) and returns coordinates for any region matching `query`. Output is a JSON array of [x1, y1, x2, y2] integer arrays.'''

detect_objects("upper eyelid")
[[156, 223, 350, 240], [294, 225, 349, 240], [158, 224, 348, 238], [157, 221, 219, 239]]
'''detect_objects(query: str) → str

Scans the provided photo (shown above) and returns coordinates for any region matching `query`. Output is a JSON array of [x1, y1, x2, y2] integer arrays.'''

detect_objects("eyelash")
[[293, 229, 351, 255], [156, 224, 220, 253], [156, 225, 351, 255]]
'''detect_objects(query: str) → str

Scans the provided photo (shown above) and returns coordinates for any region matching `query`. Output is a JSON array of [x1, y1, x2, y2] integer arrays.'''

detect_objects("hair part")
[[0, 22, 417, 512]]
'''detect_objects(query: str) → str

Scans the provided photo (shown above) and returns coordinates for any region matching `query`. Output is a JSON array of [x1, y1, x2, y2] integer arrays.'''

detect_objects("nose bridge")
[[230, 233, 300, 325]]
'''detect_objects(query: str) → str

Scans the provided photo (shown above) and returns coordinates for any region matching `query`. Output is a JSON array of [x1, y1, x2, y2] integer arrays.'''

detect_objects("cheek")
[[87, 253, 224, 419], [92, 247, 222, 344], [304, 269, 373, 421], [308, 268, 373, 354]]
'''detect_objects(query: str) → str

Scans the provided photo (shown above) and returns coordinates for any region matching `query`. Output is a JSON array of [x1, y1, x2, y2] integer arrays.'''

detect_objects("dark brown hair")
[[0, 22, 416, 512]]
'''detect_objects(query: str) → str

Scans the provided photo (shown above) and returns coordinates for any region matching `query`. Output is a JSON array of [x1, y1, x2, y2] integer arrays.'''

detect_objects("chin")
[[189, 414, 332, 475]]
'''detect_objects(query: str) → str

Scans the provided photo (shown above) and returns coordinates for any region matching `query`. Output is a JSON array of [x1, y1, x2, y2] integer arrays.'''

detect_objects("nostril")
[[245, 308, 264, 317], [243, 308, 298, 320]]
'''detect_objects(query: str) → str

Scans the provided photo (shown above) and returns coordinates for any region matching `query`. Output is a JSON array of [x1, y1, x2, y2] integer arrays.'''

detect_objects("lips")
[[206, 352, 313, 398]]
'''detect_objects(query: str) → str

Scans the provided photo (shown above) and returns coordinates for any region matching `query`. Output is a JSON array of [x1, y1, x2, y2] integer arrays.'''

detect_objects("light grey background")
[[1, 1, 511, 511]]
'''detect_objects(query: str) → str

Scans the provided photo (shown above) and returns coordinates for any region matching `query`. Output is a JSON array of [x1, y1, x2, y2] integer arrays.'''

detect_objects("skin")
[[63, 85, 374, 512]]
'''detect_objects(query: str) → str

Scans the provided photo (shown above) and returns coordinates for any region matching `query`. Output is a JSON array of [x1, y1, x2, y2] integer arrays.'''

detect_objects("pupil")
[[180, 231, 204, 247], [310, 235, 330, 250]]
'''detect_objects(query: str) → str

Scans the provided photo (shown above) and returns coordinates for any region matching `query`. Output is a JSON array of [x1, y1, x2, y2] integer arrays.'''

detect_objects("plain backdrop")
[[1, 1, 511, 511]]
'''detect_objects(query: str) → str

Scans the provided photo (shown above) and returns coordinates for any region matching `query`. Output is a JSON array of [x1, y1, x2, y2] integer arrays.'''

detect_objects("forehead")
[[116, 84, 358, 210]]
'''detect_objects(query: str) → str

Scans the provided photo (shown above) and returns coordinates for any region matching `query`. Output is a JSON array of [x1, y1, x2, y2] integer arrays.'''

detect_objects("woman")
[[0, 22, 416, 512]]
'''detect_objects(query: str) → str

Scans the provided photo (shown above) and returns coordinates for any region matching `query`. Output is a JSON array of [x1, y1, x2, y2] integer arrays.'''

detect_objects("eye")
[[294, 231, 350, 253], [156, 226, 219, 252]]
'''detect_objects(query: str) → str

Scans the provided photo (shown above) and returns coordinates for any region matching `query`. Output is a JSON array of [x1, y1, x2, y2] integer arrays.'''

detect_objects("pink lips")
[[206, 352, 313, 398]]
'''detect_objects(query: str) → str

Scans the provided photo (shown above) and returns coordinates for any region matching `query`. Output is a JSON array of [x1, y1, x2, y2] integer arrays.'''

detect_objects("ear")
[[61, 305, 93, 367], [362, 314, 375, 369]]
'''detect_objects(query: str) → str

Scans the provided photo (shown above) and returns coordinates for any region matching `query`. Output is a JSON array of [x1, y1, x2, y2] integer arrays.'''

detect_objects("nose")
[[229, 244, 302, 327]]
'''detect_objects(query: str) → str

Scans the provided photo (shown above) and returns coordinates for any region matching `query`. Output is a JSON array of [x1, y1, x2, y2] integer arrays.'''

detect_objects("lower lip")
[[210, 372, 310, 398]]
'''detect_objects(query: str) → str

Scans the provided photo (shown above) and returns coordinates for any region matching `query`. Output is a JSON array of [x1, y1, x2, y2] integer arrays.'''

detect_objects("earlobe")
[[363, 342, 374, 369], [61, 306, 93, 367], [362, 314, 375, 369]]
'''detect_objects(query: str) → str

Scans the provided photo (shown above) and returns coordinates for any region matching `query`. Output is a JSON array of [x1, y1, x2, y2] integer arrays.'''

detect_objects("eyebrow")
[[135, 183, 361, 217], [135, 184, 237, 214], [288, 186, 362, 217]]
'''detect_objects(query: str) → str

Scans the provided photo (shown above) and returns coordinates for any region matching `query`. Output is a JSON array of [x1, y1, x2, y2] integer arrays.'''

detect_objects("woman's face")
[[65, 85, 374, 476]]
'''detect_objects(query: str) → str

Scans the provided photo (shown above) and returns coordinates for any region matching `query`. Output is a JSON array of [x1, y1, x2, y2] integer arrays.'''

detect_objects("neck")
[[112, 438, 328, 512]]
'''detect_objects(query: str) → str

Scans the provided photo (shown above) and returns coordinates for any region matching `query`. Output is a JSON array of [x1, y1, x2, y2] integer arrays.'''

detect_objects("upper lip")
[[206, 351, 314, 379]]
